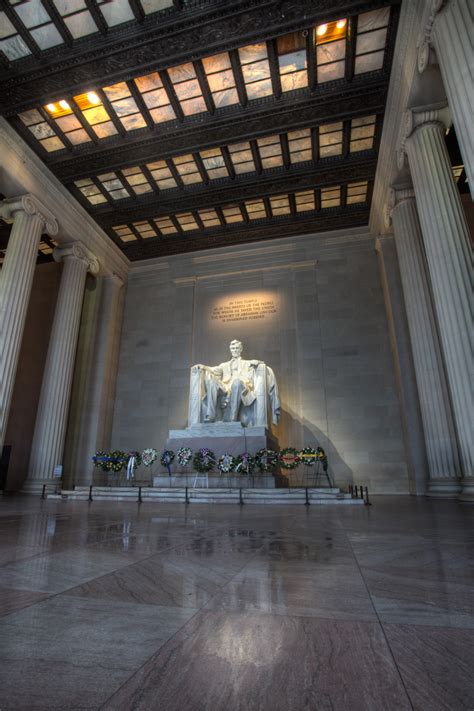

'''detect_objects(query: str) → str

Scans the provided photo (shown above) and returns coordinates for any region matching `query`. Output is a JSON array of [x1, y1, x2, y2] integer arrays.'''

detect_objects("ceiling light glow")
[[87, 92, 100, 104], [46, 103, 56, 112], [316, 24, 328, 36], [59, 100, 70, 110], [336, 19, 346, 29]]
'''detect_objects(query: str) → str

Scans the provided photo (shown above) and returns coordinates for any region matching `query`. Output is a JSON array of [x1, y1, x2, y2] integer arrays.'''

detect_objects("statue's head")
[[229, 339, 243, 357]]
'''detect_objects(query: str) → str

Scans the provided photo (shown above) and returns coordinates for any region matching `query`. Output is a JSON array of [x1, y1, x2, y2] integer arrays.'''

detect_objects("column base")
[[458, 479, 474, 503], [22, 479, 56, 495], [426, 478, 462, 498]]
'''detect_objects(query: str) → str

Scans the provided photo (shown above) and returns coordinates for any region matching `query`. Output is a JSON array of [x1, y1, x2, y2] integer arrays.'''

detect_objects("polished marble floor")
[[0, 495, 472, 710]]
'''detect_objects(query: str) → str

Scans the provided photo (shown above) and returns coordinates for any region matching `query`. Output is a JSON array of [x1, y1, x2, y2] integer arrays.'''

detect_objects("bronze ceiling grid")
[[0, 1, 401, 260]]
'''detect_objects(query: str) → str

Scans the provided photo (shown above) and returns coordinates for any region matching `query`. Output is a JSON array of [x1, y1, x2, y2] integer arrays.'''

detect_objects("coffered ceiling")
[[0, 0, 401, 261]]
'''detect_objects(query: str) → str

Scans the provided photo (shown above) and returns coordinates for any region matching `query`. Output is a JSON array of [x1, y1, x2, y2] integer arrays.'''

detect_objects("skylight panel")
[[347, 180, 368, 204], [146, 160, 177, 189], [113, 225, 137, 242], [288, 129, 312, 163], [172, 154, 203, 185], [121, 166, 153, 195], [19, 108, 65, 152], [71, 92, 118, 139], [295, 190, 316, 212], [97, 172, 130, 200], [350, 115, 376, 151], [141, 0, 174, 14], [132, 220, 157, 238], [198, 208, 222, 227], [75, 178, 107, 205], [355, 7, 390, 74], [277, 32, 308, 92], [154, 217, 178, 234], [202, 52, 239, 109], [238, 43, 273, 100], [319, 121, 343, 157], [245, 199, 266, 220], [60, 7, 98, 39], [134, 72, 176, 124], [321, 186, 341, 208], [315, 18, 347, 83], [222, 205, 244, 224], [176, 212, 199, 231], [257, 135, 283, 169], [269, 195, 291, 216], [14, 0, 63, 49], [200, 148, 228, 180], [103, 82, 147, 131], [228, 141, 255, 174], [0, 11, 31, 60], [99, 0, 134, 27], [167, 63, 207, 116]]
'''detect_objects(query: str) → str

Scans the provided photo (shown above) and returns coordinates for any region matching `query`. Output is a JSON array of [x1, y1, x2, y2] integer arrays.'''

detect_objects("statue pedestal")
[[165, 422, 279, 478], [152, 475, 278, 488]]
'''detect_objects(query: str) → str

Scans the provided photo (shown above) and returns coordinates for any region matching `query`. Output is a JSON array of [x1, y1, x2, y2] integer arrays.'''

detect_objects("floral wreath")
[[193, 448, 216, 473], [255, 448, 278, 473], [218, 454, 235, 474], [235, 452, 256, 475], [92, 451, 125, 472], [142, 448, 158, 467], [299, 447, 317, 467], [160, 450, 175, 467], [317, 446, 328, 471], [177, 447, 193, 467], [279, 447, 300, 470], [126, 451, 142, 469]]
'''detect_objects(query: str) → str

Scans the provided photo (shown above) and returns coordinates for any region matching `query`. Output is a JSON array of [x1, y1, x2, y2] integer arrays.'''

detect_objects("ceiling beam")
[[51, 82, 387, 180], [114, 207, 370, 260], [92, 157, 376, 227], [0, 0, 400, 115]]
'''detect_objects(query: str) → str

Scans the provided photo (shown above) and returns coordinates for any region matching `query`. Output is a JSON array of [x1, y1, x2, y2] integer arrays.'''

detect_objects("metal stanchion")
[[305, 487, 310, 506], [88, 485, 93, 502], [185, 486, 189, 504], [239, 488, 244, 506], [364, 486, 371, 506], [138, 486, 142, 503], [41, 484, 46, 499]]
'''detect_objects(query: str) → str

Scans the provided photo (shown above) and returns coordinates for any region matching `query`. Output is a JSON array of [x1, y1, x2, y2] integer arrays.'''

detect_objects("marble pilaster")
[[63, 274, 125, 487], [387, 187, 461, 497], [0, 195, 58, 454], [418, 0, 474, 198], [24, 243, 99, 492], [401, 108, 473, 499]]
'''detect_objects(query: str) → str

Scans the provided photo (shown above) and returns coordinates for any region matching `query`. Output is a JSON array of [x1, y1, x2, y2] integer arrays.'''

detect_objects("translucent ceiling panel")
[[288, 128, 312, 163], [228, 141, 255, 175], [132, 220, 157, 238], [146, 160, 177, 190], [74, 178, 107, 205], [98, 0, 135, 27], [269, 194, 291, 216], [222, 205, 244, 224], [141, 0, 174, 14], [167, 63, 207, 116], [13, 0, 64, 50], [295, 190, 315, 212], [200, 148, 228, 180], [350, 115, 376, 152], [315, 18, 347, 83], [176, 212, 199, 231], [172, 154, 202, 185], [355, 7, 390, 75], [238, 43, 273, 100], [134, 72, 176, 124], [62, 10, 98, 39], [19, 107, 65, 152], [113, 225, 137, 242], [154, 216, 178, 235], [72, 92, 118, 139], [245, 199, 266, 220], [320, 185, 341, 208], [121, 166, 153, 195], [202, 52, 239, 109], [103, 82, 147, 132], [257, 135, 283, 169], [347, 180, 368, 204], [97, 171, 130, 200], [277, 32, 308, 92], [319, 121, 343, 157], [198, 208, 222, 227]]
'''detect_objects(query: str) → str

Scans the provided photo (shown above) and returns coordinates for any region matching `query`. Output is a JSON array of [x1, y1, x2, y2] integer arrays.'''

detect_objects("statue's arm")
[[191, 363, 222, 377]]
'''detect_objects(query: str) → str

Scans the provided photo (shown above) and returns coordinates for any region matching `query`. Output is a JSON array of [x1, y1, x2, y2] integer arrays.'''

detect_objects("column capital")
[[54, 242, 100, 275], [384, 185, 416, 229], [397, 105, 451, 169], [417, 0, 449, 73], [0, 194, 58, 236]]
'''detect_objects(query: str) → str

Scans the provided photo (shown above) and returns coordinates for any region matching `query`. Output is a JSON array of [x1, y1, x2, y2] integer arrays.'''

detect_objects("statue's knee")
[[231, 379, 243, 392]]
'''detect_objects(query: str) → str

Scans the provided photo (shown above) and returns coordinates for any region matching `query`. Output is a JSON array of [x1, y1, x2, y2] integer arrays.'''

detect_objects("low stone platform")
[[49, 486, 364, 505], [153, 475, 278, 488]]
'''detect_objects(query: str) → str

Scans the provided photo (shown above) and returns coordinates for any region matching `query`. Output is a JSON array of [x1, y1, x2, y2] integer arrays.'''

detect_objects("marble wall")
[[111, 228, 410, 493]]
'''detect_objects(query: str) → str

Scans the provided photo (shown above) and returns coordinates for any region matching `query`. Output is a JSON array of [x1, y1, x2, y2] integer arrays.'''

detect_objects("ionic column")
[[418, 0, 474, 198], [387, 186, 461, 497], [0, 195, 58, 454], [400, 107, 473, 499], [24, 243, 99, 492]]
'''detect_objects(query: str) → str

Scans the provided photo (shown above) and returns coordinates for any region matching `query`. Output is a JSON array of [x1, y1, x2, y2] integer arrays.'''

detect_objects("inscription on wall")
[[211, 296, 277, 323]]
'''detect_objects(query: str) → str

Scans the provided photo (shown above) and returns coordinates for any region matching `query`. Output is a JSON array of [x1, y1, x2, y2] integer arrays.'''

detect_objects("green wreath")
[[299, 447, 317, 467], [218, 454, 235, 474], [235, 452, 256, 475], [193, 448, 216, 473], [255, 448, 278, 473], [279, 447, 300, 470]]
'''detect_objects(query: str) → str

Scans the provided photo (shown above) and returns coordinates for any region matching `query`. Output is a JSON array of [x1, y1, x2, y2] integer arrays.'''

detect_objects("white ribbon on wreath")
[[127, 456, 135, 480]]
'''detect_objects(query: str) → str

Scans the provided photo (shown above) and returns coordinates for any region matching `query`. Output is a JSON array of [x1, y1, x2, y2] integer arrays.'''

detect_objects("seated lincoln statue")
[[188, 340, 280, 428]]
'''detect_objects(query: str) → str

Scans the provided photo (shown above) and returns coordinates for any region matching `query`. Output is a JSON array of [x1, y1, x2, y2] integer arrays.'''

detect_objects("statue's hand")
[[249, 359, 261, 368], [192, 364, 204, 372]]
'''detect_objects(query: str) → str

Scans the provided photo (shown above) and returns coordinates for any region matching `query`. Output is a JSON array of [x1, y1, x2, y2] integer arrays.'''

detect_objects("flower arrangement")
[[193, 448, 216, 473], [92, 451, 126, 472], [279, 447, 300, 470], [160, 450, 175, 467], [126, 451, 142, 469], [177, 447, 193, 467], [218, 454, 235, 474], [299, 447, 317, 467], [235, 452, 256, 475], [255, 448, 278, 473], [142, 448, 158, 467]]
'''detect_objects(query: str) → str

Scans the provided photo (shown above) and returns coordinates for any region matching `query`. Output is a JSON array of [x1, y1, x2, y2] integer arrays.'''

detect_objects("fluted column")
[[400, 107, 473, 500], [387, 186, 461, 497], [0, 195, 58, 454], [418, 0, 474, 198], [24, 243, 99, 492]]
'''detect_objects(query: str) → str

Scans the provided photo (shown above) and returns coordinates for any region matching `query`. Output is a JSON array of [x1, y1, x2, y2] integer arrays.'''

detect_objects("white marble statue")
[[188, 340, 280, 427]]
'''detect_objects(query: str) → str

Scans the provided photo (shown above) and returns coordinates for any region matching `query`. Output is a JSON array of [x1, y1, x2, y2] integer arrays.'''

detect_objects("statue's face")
[[229, 341, 243, 358]]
